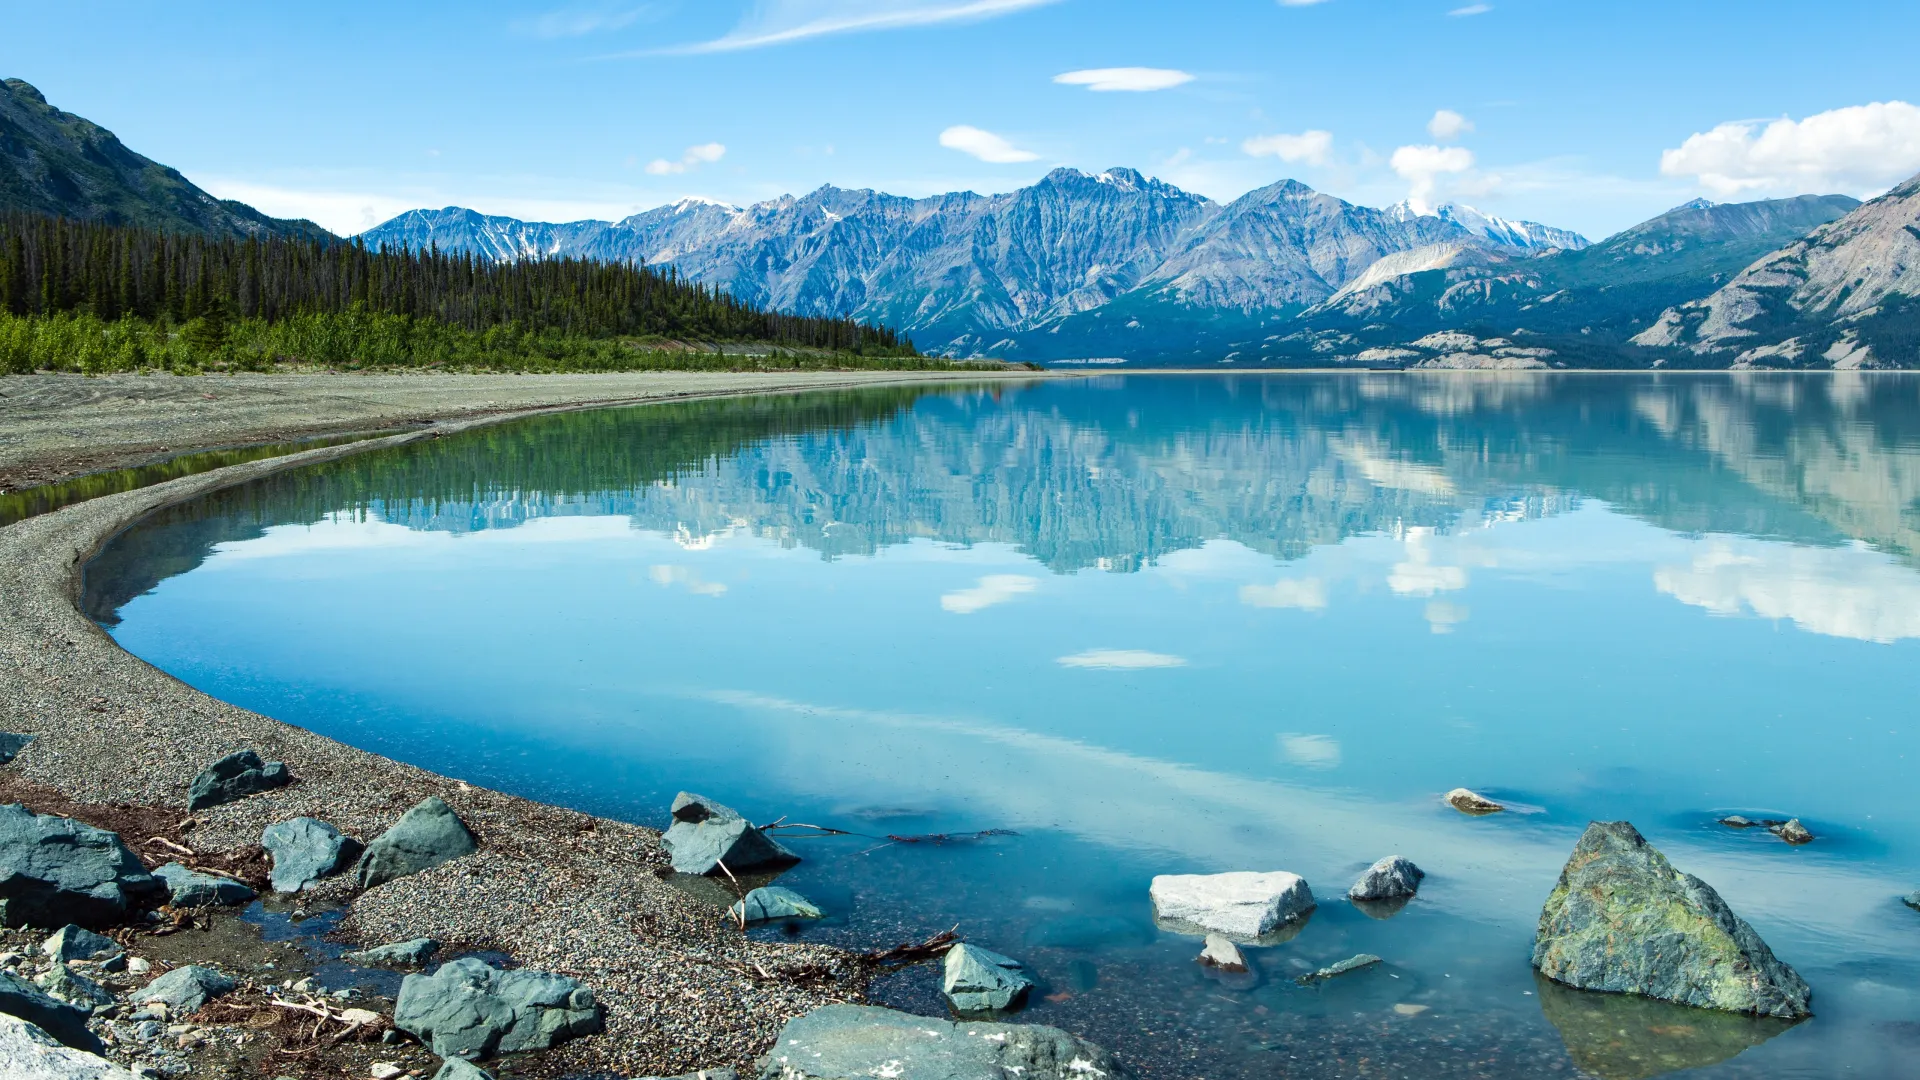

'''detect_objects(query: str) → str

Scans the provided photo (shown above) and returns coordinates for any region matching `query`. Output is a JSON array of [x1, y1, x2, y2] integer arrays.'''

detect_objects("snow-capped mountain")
[[1385, 201, 1590, 252]]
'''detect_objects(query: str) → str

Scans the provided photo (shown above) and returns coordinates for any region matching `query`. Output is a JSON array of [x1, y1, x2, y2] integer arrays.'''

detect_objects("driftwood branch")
[[859, 927, 960, 969]]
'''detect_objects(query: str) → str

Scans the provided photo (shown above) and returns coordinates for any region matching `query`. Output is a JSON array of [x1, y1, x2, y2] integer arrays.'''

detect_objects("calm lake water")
[[89, 374, 1920, 1079]]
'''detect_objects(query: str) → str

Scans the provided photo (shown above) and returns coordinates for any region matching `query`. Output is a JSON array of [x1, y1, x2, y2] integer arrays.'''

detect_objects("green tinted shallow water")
[[88, 374, 1920, 1079]]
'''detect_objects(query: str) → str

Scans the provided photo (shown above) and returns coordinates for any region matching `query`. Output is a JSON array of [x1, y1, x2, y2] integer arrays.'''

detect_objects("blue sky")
[[7, 0, 1920, 239]]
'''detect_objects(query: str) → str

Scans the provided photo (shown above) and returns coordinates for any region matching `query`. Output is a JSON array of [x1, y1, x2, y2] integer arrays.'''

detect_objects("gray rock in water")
[[153, 864, 255, 908], [0, 804, 164, 928], [660, 793, 799, 877], [136, 965, 235, 1015], [729, 887, 822, 924], [1904, 890, 1920, 912], [186, 750, 291, 811], [357, 798, 478, 890], [344, 938, 440, 968], [432, 1059, 495, 1080], [1149, 871, 1315, 939], [941, 943, 1034, 1014], [394, 956, 602, 1060], [755, 1004, 1127, 1080], [35, 965, 112, 1011], [0, 733, 32, 766], [0, 1013, 131, 1078], [261, 817, 363, 893], [1532, 821, 1812, 1019], [0, 970, 100, 1052], [1348, 856, 1424, 901], [1297, 954, 1383, 984], [1768, 819, 1813, 845], [41, 926, 121, 964]]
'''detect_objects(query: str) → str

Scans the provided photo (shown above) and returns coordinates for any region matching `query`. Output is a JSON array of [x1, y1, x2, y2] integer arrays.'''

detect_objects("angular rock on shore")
[[728, 886, 822, 924], [154, 863, 256, 907], [941, 943, 1033, 1014], [1150, 871, 1315, 939], [35, 965, 112, 1010], [1532, 821, 1812, 1019], [755, 1004, 1127, 1080], [136, 965, 236, 1015], [42, 926, 121, 964], [344, 938, 440, 969], [433, 1060, 495, 1080], [0, 970, 101, 1051], [0, 1013, 133, 1079], [358, 797, 478, 890], [661, 793, 799, 877], [1349, 856, 1424, 901], [186, 749, 291, 811], [0, 733, 33, 766], [0, 803, 164, 928], [394, 956, 602, 1060], [261, 817, 363, 893]]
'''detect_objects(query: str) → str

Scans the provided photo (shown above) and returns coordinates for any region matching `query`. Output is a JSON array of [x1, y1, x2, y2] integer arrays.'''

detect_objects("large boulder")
[[0, 804, 164, 928], [755, 1004, 1127, 1080], [729, 887, 822, 924], [41, 926, 121, 965], [358, 798, 478, 890], [153, 863, 256, 907], [1349, 856, 1424, 901], [941, 944, 1033, 1014], [0, 1014, 135, 1079], [1532, 821, 1812, 1019], [261, 817, 363, 893], [0, 970, 100, 1052], [136, 965, 235, 1015], [394, 956, 602, 1060], [661, 793, 799, 877], [186, 750, 291, 811], [1149, 871, 1315, 939]]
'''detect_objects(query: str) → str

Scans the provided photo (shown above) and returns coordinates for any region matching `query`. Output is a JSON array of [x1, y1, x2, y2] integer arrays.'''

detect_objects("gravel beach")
[[0, 370, 1047, 1078]]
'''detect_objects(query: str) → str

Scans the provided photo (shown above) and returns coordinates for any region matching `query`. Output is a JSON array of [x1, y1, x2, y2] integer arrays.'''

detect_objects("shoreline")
[[0, 370, 1052, 1077]]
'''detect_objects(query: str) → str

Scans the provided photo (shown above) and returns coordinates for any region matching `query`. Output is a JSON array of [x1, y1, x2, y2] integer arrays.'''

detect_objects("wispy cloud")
[[664, 0, 1059, 54], [645, 142, 726, 175], [1278, 0, 1332, 6], [939, 124, 1039, 163], [1053, 67, 1194, 93], [1242, 130, 1334, 166], [1240, 578, 1328, 610], [1278, 733, 1341, 769], [515, 3, 657, 38], [1056, 649, 1188, 670], [1449, 3, 1492, 14], [650, 564, 727, 596], [941, 574, 1039, 613]]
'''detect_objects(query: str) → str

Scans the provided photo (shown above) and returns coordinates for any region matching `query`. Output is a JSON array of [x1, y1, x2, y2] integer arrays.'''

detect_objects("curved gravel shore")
[[0, 375, 1038, 1077]]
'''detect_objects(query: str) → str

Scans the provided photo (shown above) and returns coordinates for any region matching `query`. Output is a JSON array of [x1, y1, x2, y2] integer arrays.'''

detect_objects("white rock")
[[370, 1064, 405, 1080], [0, 1013, 139, 1079], [126, 957, 150, 975], [1197, 934, 1247, 972], [1150, 871, 1315, 938]]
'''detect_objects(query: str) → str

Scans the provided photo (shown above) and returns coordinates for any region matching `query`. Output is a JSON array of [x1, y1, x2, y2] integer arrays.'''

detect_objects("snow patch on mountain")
[[1387, 201, 1590, 252]]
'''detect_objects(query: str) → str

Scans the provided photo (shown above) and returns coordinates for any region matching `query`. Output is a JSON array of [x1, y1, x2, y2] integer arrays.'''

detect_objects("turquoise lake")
[[87, 374, 1920, 1079]]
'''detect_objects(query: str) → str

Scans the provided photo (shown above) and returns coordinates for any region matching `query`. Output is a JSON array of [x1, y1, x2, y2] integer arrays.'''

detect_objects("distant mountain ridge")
[[0, 78, 331, 241]]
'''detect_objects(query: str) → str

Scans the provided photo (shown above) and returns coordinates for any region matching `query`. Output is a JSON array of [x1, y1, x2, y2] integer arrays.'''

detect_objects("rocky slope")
[[0, 78, 330, 240]]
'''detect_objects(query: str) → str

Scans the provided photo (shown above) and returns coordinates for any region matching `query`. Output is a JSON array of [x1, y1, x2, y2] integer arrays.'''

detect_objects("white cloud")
[[645, 142, 726, 176], [941, 574, 1039, 613], [1388, 528, 1469, 597], [1428, 109, 1473, 141], [1242, 130, 1334, 166], [1239, 578, 1328, 610], [516, 4, 654, 38], [939, 124, 1039, 163], [1425, 600, 1469, 634], [1278, 733, 1341, 769], [1390, 143, 1475, 213], [649, 564, 727, 596], [1052, 67, 1194, 93], [1655, 538, 1920, 644], [669, 0, 1059, 53], [1449, 3, 1492, 15], [1056, 649, 1188, 670], [1659, 101, 1920, 198]]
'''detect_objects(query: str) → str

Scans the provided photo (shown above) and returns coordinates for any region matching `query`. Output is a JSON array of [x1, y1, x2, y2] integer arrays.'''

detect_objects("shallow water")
[[88, 374, 1920, 1079]]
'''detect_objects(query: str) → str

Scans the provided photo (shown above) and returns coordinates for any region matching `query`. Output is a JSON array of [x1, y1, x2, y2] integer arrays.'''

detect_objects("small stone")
[[153, 864, 255, 908], [260, 818, 364, 893], [728, 887, 822, 924], [291, 977, 315, 993], [1298, 953, 1383, 983], [1197, 934, 1247, 972], [126, 958, 150, 976], [0, 732, 33, 766], [371, 1064, 406, 1080], [0, 952, 18, 968], [1349, 856, 1425, 901], [344, 938, 441, 969], [1150, 871, 1315, 938], [433, 1059, 496, 1080], [134, 1020, 163, 1041], [660, 793, 799, 877], [1717, 815, 1758, 828], [1768, 819, 1813, 845], [186, 750, 291, 811], [1903, 890, 1920, 912], [357, 798, 478, 890], [1393, 1003, 1430, 1016], [42, 926, 122, 964], [1446, 788, 1504, 815], [136, 965, 236, 1015], [941, 943, 1034, 1014]]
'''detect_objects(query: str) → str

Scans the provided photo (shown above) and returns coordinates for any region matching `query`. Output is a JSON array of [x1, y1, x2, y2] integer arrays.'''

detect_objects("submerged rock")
[[1197, 934, 1247, 972], [0, 733, 32, 766], [941, 943, 1033, 1014], [0, 970, 100, 1051], [343, 938, 440, 969], [1904, 890, 1920, 912], [1297, 954, 1382, 984], [0, 804, 164, 928], [1349, 856, 1424, 901], [136, 965, 235, 1015], [394, 956, 602, 1060], [1532, 821, 1811, 1019], [1446, 788, 1505, 815], [186, 750, 291, 811], [660, 793, 799, 877], [0, 1013, 132, 1079], [728, 886, 822, 924], [41, 926, 121, 965], [261, 817, 363, 893], [154, 863, 255, 907], [357, 797, 478, 890], [1536, 973, 1798, 1080], [754, 1003, 1127, 1080], [1768, 819, 1813, 845], [1150, 871, 1315, 939]]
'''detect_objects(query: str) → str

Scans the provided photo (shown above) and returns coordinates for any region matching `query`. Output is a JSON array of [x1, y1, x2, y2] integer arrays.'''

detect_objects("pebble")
[[371, 1063, 406, 1080]]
